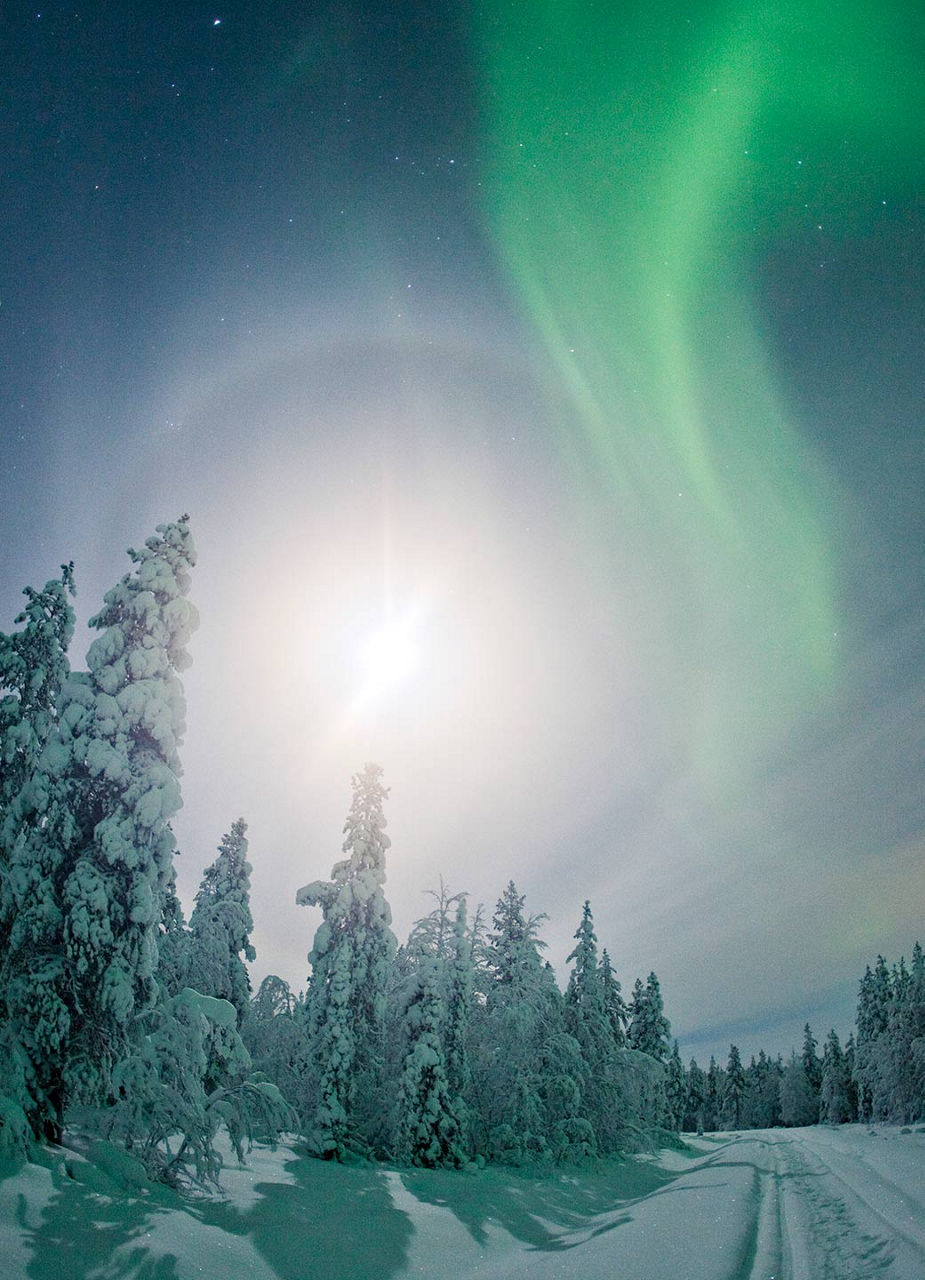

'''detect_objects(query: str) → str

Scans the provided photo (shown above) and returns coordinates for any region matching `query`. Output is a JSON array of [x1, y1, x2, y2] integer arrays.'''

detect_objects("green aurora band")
[[475, 0, 922, 788]]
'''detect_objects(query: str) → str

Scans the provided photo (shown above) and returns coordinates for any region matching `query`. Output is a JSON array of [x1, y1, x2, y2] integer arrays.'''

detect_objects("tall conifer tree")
[[599, 948, 627, 1048], [723, 1044, 745, 1128], [627, 972, 671, 1062], [0, 563, 76, 1144], [297, 763, 397, 1158], [3, 519, 196, 1140], [475, 882, 556, 1161], [187, 818, 255, 1019], [395, 956, 467, 1167]]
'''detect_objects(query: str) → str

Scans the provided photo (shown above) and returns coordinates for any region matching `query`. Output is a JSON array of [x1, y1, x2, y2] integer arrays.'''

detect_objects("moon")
[[355, 609, 423, 706]]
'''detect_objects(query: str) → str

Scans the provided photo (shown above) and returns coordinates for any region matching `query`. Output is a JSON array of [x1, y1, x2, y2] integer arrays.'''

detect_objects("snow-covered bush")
[[103, 987, 294, 1186], [242, 975, 306, 1111]]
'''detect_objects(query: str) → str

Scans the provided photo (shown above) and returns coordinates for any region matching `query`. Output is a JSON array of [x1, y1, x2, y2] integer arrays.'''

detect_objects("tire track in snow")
[[743, 1132, 921, 1280], [796, 1129, 925, 1255], [788, 1133, 925, 1279], [740, 1154, 785, 1280]]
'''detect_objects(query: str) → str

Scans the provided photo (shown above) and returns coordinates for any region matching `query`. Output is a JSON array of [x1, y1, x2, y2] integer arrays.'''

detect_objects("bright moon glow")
[[355, 610, 423, 706]]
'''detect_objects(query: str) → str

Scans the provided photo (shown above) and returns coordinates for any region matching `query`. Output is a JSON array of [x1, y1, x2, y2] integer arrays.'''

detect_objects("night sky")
[[2, 0, 923, 1067]]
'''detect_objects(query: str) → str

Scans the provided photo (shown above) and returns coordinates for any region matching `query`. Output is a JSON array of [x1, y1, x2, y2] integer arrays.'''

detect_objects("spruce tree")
[[155, 864, 189, 998], [779, 1051, 817, 1126], [599, 948, 628, 1048], [627, 972, 671, 1062], [800, 1023, 821, 1122], [395, 956, 467, 1167], [843, 1035, 860, 1121], [665, 1041, 687, 1131], [905, 943, 925, 1120], [564, 902, 618, 1149], [819, 1029, 854, 1124], [0, 562, 75, 848], [723, 1044, 745, 1129], [296, 762, 397, 1158], [474, 882, 556, 1161], [854, 955, 893, 1120], [749, 1050, 783, 1128], [444, 899, 473, 1128], [684, 1058, 706, 1132], [187, 819, 255, 1019], [885, 946, 924, 1122], [406, 879, 465, 963], [0, 562, 76, 1145], [856, 944, 925, 1123], [487, 881, 548, 993], [703, 1056, 721, 1131], [564, 902, 606, 1052], [3, 518, 197, 1141]]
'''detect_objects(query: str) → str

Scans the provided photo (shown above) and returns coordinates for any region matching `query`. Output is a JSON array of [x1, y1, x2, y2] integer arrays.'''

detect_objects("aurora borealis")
[[1, 0, 922, 1064], [475, 0, 921, 785]]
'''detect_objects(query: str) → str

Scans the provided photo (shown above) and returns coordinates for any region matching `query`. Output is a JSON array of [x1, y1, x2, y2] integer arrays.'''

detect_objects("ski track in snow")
[[755, 1126, 925, 1280], [0, 1125, 922, 1279], [621, 1127, 925, 1280], [393, 1127, 925, 1280]]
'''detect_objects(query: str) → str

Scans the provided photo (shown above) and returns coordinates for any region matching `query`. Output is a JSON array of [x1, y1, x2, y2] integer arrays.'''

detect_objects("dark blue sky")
[[2, 0, 923, 1067]]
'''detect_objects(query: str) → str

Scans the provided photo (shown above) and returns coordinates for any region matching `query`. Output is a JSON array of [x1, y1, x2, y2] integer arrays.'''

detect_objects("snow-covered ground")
[[1, 1125, 922, 1279]]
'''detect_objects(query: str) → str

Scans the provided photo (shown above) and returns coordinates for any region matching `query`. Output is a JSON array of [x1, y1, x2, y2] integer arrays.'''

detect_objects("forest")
[[1, 517, 923, 1187]]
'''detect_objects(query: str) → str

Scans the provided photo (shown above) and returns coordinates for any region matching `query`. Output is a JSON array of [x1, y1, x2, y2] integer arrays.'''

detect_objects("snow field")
[[0, 1125, 922, 1279]]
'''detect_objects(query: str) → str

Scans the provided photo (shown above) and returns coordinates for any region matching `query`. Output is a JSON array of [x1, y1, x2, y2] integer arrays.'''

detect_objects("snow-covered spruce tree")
[[595, 946, 670, 1150], [0, 564, 76, 950], [799, 1023, 821, 1123], [627, 972, 671, 1063], [0, 563, 76, 847], [842, 1036, 859, 1121], [3, 518, 197, 1143], [563, 902, 613, 1149], [819, 1029, 855, 1124], [471, 882, 544, 1159], [683, 1058, 706, 1132], [296, 763, 397, 1159], [186, 819, 255, 1020], [853, 944, 925, 1123], [405, 878, 465, 963], [155, 862, 190, 999], [444, 899, 473, 1118], [0, 563, 76, 1150], [664, 1041, 687, 1132], [397, 890, 475, 1155], [722, 1044, 745, 1129], [744, 1051, 783, 1129], [879, 947, 925, 1123], [892, 942, 925, 1122], [394, 955, 467, 1167], [703, 1056, 722, 1132], [564, 902, 605, 1052], [472, 882, 574, 1163], [599, 948, 628, 1048], [853, 954, 893, 1120], [539, 1023, 597, 1163], [779, 1051, 817, 1126]]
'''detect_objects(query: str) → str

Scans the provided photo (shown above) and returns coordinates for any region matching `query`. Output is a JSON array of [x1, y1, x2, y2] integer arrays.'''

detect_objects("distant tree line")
[[681, 946, 925, 1135], [1, 519, 922, 1185]]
